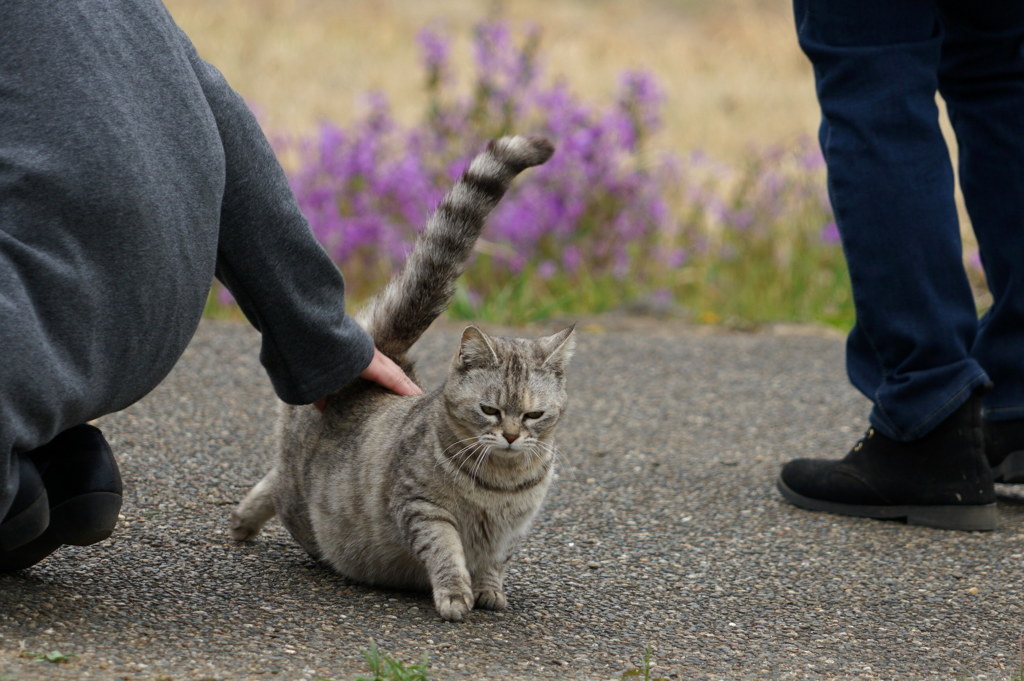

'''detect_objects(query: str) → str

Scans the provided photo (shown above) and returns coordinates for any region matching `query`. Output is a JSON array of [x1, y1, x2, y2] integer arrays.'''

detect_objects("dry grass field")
[[163, 0, 820, 164]]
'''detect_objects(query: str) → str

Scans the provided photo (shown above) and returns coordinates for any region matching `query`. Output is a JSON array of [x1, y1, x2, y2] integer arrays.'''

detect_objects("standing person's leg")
[[799, 0, 985, 437], [936, 1, 1024, 480], [777, 0, 995, 530]]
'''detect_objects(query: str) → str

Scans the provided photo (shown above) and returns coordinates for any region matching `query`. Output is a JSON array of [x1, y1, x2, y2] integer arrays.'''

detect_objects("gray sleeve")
[[182, 40, 374, 404]]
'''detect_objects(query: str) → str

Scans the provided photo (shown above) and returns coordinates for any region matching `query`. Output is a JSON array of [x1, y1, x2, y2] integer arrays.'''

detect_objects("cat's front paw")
[[433, 585, 474, 622], [228, 510, 261, 542], [474, 588, 507, 611]]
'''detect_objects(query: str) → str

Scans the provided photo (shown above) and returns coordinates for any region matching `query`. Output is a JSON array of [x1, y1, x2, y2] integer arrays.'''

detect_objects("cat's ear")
[[539, 325, 576, 373], [456, 325, 499, 370]]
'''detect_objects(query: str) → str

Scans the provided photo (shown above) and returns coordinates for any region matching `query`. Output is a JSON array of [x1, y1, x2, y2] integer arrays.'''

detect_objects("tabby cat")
[[230, 135, 574, 621]]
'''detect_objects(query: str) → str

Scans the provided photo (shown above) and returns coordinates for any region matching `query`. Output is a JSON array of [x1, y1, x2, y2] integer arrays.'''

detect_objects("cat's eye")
[[524, 411, 545, 420], [480, 405, 500, 417]]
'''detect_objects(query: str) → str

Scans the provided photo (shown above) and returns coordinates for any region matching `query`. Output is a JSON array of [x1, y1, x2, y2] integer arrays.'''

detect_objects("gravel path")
[[2, 318, 1024, 681]]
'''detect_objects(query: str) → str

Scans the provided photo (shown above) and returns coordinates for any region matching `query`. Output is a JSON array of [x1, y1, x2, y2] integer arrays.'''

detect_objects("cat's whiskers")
[[468, 439, 494, 480], [440, 435, 491, 464], [529, 438, 580, 483], [440, 435, 484, 461], [438, 436, 487, 473]]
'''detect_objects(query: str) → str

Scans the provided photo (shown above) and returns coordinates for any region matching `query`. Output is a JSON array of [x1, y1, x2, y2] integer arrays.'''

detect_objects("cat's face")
[[443, 326, 575, 463]]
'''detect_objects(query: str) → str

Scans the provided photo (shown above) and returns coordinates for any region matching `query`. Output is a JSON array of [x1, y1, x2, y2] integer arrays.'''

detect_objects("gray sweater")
[[0, 0, 374, 513]]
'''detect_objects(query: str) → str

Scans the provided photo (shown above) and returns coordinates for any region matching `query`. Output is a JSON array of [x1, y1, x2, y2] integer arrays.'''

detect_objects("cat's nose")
[[503, 432, 519, 444]]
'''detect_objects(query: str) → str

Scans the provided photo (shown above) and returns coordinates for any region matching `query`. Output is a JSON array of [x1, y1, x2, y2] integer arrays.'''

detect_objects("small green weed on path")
[[319, 641, 670, 681], [621, 645, 670, 681], [317, 641, 430, 681], [20, 649, 76, 664]]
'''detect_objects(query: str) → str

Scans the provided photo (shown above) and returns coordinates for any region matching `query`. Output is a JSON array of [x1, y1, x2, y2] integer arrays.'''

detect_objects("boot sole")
[[0, 529, 62, 572], [49, 492, 122, 546], [0, 490, 49, 551], [993, 450, 1024, 484], [0, 492, 122, 572], [777, 477, 997, 531]]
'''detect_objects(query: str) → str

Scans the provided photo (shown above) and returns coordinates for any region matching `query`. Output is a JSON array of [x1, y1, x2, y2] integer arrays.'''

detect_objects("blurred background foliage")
[[170, 0, 984, 331]]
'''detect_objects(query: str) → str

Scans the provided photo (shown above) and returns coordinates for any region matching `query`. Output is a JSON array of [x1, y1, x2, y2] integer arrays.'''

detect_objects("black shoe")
[[985, 418, 1024, 483], [777, 393, 997, 531], [0, 455, 49, 552], [0, 425, 122, 572], [31, 424, 123, 546]]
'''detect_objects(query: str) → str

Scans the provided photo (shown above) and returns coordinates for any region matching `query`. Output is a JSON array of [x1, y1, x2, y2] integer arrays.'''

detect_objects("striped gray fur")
[[358, 135, 556, 362], [230, 136, 576, 622]]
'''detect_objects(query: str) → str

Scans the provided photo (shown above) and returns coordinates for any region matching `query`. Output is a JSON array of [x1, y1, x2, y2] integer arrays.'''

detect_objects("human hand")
[[313, 347, 423, 411], [359, 347, 423, 396]]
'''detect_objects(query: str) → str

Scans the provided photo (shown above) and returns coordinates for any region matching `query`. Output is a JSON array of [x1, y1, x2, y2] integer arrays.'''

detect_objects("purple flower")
[[268, 18, 835, 324], [965, 248, 983, 273], [562, 246, 582, 273], [820, 221, 841, 245], [666, 248, 688, 268], [537, 261, 557, 280], [651, 289, 674, 307], [799, 146, 826, 172], [617, 69, 665, 134], [727, 208, 754, 232], [417, 26, 451, 81]]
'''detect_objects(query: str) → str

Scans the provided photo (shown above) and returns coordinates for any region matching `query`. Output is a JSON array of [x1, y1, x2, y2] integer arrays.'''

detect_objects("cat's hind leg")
[[229, 467, 279, 541]]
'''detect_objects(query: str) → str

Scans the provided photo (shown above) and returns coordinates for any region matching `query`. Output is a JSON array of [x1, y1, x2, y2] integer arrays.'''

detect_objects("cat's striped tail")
[[357, 135, 555, 360]]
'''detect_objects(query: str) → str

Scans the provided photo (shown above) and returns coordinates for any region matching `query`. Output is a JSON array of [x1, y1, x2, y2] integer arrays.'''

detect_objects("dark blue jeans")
[[794, 0, 1024, 440]]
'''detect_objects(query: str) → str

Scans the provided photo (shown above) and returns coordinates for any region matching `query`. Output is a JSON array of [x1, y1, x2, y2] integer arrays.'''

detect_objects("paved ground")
[[3, 318, 1024, 681]]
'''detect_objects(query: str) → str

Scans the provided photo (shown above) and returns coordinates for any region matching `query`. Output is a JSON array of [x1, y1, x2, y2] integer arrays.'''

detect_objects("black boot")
[[0, 455, 49, 552], [32, 424, 123, 546], [777, 392, 996, 531], [0, 425, 122, 571], [985, 418, 1024, 483]]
